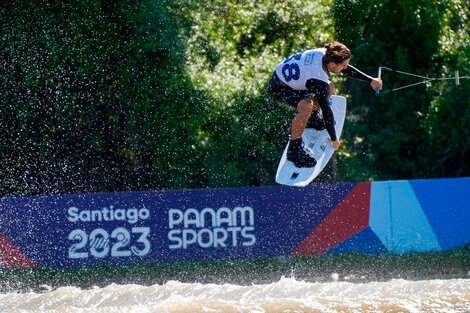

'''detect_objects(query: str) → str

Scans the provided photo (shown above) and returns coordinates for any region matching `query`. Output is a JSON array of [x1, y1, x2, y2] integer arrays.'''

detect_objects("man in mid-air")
[[268, 41, 382, 168]]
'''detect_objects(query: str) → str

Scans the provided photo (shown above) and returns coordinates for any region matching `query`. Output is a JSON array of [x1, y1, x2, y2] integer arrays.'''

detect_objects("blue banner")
[[0, 177, 469, 269]]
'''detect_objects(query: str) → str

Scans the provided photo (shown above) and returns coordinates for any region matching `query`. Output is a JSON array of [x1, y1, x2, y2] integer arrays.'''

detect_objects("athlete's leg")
[[291, 81, 335, 138], [288, 97, 317, 167], [268, 73, 317, 167], [290, 98, 314, 140], [307, 81, 336, 130], [329, 81, 336, 96], [311, 81, 335, 112]]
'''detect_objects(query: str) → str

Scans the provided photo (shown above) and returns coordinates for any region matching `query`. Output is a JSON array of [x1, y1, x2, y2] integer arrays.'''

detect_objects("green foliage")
[[1, 0, 468, 194], [177, 0, 333, 102], [333, 0, 469, 180], [424, 1, 470, 177], [172, 0, 335, 186], [0, 0, 207, 194]]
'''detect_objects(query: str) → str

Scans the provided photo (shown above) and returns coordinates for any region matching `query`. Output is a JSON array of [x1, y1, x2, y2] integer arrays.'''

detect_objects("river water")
[[1, 277, 469, 313]]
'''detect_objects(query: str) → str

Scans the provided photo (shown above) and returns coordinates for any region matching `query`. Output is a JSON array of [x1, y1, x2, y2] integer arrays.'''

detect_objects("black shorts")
[[267, 72, 310, 108], [267, 72, 326, 131]]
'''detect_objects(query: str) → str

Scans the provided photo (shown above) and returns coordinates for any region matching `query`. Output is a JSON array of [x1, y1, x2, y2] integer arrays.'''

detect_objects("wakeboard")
[[275, 95, 347, 187]]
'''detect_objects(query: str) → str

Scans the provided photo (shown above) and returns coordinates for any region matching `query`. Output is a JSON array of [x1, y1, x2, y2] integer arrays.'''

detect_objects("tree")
[[424, 1, 470, 177], [333, 0, 468, 181], [171, 0, 335, 186], [0, 0, 207, 195]]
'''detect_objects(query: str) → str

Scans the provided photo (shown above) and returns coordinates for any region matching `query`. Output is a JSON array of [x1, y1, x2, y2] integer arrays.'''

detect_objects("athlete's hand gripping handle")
[[375, 67, 382, 96]]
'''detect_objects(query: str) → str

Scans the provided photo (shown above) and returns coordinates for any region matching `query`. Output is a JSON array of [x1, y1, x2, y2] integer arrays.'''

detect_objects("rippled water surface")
[[1, 277, 469, 313]]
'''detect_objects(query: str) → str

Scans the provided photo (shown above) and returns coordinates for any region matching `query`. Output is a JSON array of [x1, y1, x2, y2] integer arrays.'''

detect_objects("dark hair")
[[324, 41, 352, 64]]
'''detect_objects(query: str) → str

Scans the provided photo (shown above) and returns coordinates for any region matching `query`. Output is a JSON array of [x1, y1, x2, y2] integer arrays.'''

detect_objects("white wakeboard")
[[275, 95, 347, 187]]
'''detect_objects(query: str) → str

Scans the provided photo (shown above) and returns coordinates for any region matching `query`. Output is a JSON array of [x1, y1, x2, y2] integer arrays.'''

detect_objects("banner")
[[0, 177, 468, 269]]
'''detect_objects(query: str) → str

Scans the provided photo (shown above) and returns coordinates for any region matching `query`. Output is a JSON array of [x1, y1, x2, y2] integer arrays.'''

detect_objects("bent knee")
[[329, 81, 336, 96], [297, 98, 315, 114]]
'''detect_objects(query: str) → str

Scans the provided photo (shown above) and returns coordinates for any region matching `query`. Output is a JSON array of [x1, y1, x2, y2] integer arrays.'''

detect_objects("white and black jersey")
[[269, 48, 373, 141]]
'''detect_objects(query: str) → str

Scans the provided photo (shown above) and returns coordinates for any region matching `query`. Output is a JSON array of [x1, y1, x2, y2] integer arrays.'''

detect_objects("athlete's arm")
[[305, 78, 337, 141], [341, 64, 373, 82], [342, 64, 383, 91]]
